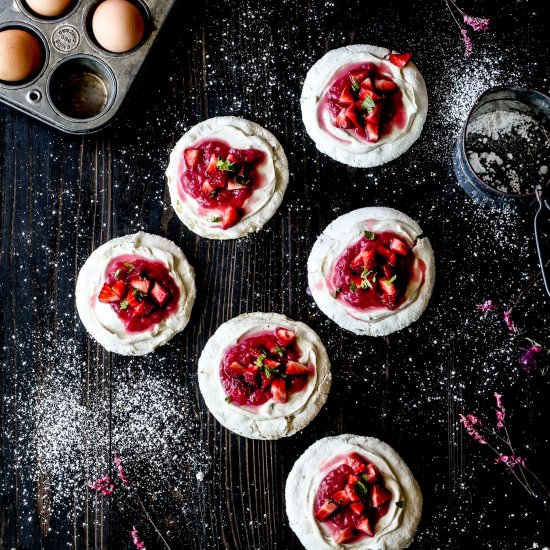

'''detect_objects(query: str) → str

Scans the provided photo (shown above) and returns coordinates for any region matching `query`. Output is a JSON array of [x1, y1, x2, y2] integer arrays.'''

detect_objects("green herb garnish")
[[350, 281, 357, 292], [115, 268, 122, 281], [386, 274, 397, 285], [332, 287, 342, 298], [350, 77, 360, 91], [234, 173, 250, 186], [364, 230, 375, 240], [396, 499, 404, 508], [210, 189, 219, 198], [254, 353, 267, 368], [217, 158, 239, 173], [273, 346, 285, 357], [211, 216, 222, 223], [361, 96, 375, 113], [120, 300, 129, 310], [356, 479, 369, 495], [123, 262, 135, 272], [132, 289, 145, 300]]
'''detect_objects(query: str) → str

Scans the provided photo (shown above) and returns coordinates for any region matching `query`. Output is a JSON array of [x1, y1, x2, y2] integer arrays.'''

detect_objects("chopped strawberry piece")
[[371, 484, 392, 508], [130, 278, 151, 294], [315, 500, 338, 521], [205, 154, 227, 187], [227, 179, 247, 191], [98, 283, 119, 303], [380, 279, 398, 297], [150, 282, 169, 306], [377, 246, 391, 260], [133, 300, 155, 318], [350, 249, 376, 272], [389, 51, 413, 68], [112, 279, 127, 298], [374, 78, 397, 92], [359, 82, 382, 102], [226, 153, 239, 164], [346, 482, 362, 502], [357, 517, 374, 536], [350, 502, 365, 516], [332, 489, 351, 507], [339, 85, 356, 105], [346, 454, 367, 474], [348, 474, 359, 484], [285, 361, 309, 376], [365, 463, 379, 484], [271, 378, 287, 403], [125, 289, 140, 308], [334, 528, 355, 543], [243, 365, 260, 389], [335, 108, 353, 129], [260, 372, 272, 391], [222, 206, 240, 229], [275, 327, 296, 347], [345, 104, 362, 129], [365, 121, 379, 142], [263, 358, 281, 368], [387, 252, 397, 267], [349, 70, 369, 84], [200, 179, 217, 196], [184, 148, 201, 168], [390, 238, 409, 256], [365, 104, 383, 125], [226, 361, 246, 378]]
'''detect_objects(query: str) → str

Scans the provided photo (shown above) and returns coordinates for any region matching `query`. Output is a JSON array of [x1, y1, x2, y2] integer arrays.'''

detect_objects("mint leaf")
[[364, 230, 375, 240], [115, 268, 122, 281], [361, 96, 375, 113], [387, 274, 397, 284], [234, 173, 250, 186], [273, 346, 285, 357], [217, 158, 239, 173], [254, 353, 267, 368], [350, 281, 357, 292], [123, 262, 135, 272], [350, 77, 360, 91], [120, 300, 129, 310], [211, 216, 222, 223], [356, 479, 369, 495]]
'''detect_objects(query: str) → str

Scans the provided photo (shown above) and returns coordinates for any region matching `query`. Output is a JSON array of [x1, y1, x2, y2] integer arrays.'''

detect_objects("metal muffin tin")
[[0, 0, 178, 134]]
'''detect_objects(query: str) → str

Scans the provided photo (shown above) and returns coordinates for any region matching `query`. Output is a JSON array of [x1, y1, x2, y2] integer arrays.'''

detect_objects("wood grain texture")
[[2, 0, 550, 548]]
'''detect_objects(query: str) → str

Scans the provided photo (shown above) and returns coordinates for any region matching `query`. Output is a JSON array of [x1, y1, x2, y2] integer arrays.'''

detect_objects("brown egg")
[[0, 29, 44, 83], [26, 0, 74, 17], [92, 0, 146, 54]]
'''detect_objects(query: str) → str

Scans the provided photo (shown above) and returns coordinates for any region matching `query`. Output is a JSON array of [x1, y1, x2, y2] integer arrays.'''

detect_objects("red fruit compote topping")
[[220, 327, 313, 407], [179, 139, 267, 229], [314, 452, 395, 544], [97, 255, 180, 333], [319, 62, 409, 143], [331, 229, 419, 311]]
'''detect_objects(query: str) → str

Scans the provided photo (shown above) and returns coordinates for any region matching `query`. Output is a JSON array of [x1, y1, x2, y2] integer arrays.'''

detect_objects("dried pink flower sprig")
[[460, 393, 549, 498], [519, 339, 550, 375], [88, 454, 171, 550], [444, 0, 490, 56]]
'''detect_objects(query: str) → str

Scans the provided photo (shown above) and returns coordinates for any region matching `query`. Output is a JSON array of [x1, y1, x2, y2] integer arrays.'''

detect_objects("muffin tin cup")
[[0, 0, 178, 134]]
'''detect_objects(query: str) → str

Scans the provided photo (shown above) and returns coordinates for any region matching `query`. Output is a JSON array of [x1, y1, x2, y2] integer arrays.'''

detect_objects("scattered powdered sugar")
[[465, 108, 550, 193], [5, 332, 211, 534]]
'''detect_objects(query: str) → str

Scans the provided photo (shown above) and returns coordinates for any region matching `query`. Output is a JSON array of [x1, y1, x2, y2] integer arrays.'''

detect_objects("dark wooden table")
[[2, 0, 550, 548]]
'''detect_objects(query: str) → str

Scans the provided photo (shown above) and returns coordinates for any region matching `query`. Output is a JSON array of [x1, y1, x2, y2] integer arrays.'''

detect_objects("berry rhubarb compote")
[[220, 327, 313, 407], [331, 230, 419, 311], [180, 139, 267, 229], [314, 453, 393, 544], [98, 255, 180, 333]]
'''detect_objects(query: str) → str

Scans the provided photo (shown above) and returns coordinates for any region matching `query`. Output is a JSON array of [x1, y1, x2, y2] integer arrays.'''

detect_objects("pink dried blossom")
[[519, 343, 545, 373], [131, 526, 146, 549], [459, 413, 487, 444], [114, 454, 130, 485], [495, 455, 526, 468], [494, 392, 506, 429], [503, 309, 518, 333], [477, 300, 498, 312], [464, 15, 490, 32], [89, 475, 115, 497], [461, 28, 473, 56]]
